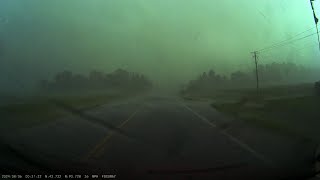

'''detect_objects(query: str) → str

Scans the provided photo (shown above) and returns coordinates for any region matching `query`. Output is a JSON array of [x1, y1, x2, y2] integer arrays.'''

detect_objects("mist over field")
[[1, 0, 320, 93], [2, 2, 320, 178]]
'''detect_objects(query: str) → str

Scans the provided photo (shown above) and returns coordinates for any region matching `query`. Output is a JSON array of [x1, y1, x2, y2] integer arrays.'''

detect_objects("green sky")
[[0, 0, 320, 91]]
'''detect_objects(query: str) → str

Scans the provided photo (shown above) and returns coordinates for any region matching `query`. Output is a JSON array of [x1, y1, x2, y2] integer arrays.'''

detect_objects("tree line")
[[182, 62, 319, 95], [38, 69, 152, 94]]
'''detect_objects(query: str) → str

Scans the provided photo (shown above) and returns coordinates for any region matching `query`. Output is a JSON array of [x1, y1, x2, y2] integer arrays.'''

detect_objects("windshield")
[[1, 0, 320, 179]]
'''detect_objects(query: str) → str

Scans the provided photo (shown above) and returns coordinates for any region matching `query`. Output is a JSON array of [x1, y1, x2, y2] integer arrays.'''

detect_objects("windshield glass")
[[1, 1, 320, 179]]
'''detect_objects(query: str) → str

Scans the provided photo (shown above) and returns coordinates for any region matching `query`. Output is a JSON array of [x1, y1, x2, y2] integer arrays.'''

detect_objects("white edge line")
[[180, 102, 274, 166]]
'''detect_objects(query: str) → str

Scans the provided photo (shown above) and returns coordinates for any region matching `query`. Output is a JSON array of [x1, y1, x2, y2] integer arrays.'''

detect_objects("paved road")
[[0, 95, 318, 179]]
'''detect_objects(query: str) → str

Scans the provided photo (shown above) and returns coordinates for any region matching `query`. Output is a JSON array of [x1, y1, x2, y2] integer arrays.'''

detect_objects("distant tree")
[[37, 69, 152, 94], [72, 74, 88, 88], [208, 69, 215, 77], [182, 62, 319, 96], [53, 70, 73, 91], [89, 70, 105, 81], [231, 71, 248, 82], [315, 80, 320, 95], [201, 72, 208, 80], [115, 69, 129, 79], [38, 80, 49, 90], [54, 70, 73, 83]]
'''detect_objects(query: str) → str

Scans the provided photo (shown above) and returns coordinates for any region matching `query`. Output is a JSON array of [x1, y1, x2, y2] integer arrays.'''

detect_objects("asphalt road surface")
[[0, 95, 318, 179]]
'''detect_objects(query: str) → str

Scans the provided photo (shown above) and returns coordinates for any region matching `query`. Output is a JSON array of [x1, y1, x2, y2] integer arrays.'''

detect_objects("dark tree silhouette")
[[315, 80, 320, 95], [182, 62, 319, 96], [38, 69, 152, 94]]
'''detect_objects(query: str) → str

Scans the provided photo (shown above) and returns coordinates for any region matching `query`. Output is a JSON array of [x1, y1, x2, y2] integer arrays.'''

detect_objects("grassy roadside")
[[212, 95, 320, 140], [0, 93, 140, 130], [182, 83, 314, 103]]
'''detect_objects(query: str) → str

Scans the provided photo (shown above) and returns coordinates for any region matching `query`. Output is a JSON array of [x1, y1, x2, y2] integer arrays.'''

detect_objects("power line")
[[256, 41, 319, 63], [264, 41, 316, 55], [257, 31, 318, 53], [258, 35, 318, 57], [268, 32, 318, 50], [292, 41, 319, 52], [256, 26, 317, 52], [266, 32, 317, 51]]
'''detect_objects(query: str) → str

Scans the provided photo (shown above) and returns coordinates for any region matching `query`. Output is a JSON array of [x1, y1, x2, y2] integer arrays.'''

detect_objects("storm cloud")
[[0, 0, 320, 93]]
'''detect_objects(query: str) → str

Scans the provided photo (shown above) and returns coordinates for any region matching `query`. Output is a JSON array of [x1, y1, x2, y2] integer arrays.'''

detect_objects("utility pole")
[[310, 0, 320, 51], [251, 51, 260, 95]]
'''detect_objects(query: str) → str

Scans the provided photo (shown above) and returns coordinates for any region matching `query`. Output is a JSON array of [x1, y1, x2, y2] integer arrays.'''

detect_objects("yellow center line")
[[83, 105, 143, 160]]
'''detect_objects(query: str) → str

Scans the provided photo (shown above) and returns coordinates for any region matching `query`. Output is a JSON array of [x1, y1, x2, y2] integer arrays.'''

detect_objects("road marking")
[[84, 106, 142, 160], [181, 103, 217, 128], [180, 102, 274, 166]]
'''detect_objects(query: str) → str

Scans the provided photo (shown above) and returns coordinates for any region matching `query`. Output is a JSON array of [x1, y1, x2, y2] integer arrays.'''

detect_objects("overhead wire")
[[258, 41, 313, 60], [251, 0, 319, 53], [248, 1, 319, 86], [257, 29, 318, 53]]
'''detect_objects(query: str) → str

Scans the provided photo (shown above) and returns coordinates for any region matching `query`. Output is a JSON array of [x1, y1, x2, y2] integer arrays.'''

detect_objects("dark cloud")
[[0, 0, 319, 92]]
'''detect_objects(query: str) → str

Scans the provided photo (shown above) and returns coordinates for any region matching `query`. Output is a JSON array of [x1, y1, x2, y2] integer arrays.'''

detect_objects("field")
[[0, 92, 139, 130], [183, 83, 315, 103], [213, 95, 320, 139], [185, 83, 320, 140]]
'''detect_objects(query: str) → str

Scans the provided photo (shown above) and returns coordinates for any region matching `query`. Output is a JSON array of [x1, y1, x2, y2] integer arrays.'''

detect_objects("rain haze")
[[1, 1, 320, 179], [1, 0, 320, 93]]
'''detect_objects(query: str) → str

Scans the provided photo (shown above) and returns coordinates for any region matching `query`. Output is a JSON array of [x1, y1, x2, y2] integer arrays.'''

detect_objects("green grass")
[[213, 95, 320, 139], [1, 102, 61, 128], [55, 94, 125, 110], [0, 93, 136, 129], [184, 82, 319, 139], [184, 83, 315, 103]]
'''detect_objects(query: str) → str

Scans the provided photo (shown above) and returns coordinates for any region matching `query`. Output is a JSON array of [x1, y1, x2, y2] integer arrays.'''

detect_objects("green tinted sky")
[[0, 0, 320, 91]]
